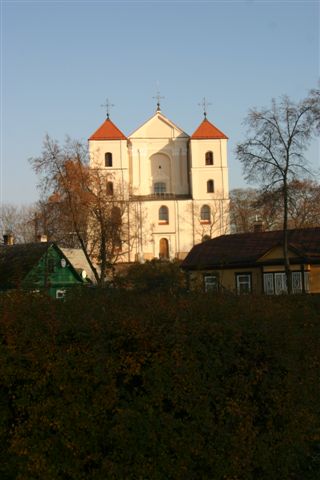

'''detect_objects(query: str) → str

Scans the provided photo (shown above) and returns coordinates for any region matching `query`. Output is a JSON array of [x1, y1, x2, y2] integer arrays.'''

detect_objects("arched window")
[[105, 152, 112, 167], [205, 151, 214, 165], [207, 179, 214, 193], [159, 238, 169, 259], [159, 205, 169, 223], [200, 205, 211, 223], [154, 182, 166, 194], [106, 181, 114, 195]]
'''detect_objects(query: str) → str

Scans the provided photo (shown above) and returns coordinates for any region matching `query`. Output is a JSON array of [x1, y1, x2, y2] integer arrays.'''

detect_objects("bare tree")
[[30, 135, 137, 285], [286, 179, 320, 228], [236, 90, 319, 292], [0, 203, 39, 243], [229, 189, 261, 233]]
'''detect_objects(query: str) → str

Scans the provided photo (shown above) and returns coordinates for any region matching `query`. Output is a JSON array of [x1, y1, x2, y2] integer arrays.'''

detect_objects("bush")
[[117, 259, 185, 292], [0, 291, 319, 479]]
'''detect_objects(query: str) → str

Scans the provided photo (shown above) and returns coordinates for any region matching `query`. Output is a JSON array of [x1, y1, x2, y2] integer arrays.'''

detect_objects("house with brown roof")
[[181, 228, 320, 294]]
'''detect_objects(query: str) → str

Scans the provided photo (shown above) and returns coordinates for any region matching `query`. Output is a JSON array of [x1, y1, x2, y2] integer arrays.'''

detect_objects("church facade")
[[89, 106, 230, 262]]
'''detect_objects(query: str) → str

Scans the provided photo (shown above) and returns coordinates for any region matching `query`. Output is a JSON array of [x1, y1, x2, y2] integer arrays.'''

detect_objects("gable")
[[129, 112, 189, 139], [257, 245, 300, 262], [23, 244, 84, 288]]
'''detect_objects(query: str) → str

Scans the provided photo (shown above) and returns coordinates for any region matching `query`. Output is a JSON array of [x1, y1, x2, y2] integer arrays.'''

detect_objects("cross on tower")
[[198, 97, 212, 118], [101, 98, 114, 119], [153, 87, 164, 112]]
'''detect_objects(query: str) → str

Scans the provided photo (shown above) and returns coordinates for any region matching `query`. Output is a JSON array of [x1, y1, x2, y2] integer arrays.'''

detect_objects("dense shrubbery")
[[116, 259, 185, 292], [0, 290, 319, 479]]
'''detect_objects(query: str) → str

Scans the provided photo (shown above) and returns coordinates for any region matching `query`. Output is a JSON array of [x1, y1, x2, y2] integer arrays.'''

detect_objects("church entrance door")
[[159, 238, 169, 259]]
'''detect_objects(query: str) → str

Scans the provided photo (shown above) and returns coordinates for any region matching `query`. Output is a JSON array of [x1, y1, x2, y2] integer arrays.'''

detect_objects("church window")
[[105, 152, 113, 167], [200, 205, 211, 223], [207, 179, 214, 193], [205, 151, 214, 165], [159, 206, 169, 223], [154, 182, 166, 194], [106, 181, 114, 195]]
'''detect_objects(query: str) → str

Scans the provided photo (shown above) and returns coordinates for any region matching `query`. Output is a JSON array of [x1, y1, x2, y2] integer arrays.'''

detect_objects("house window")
[[264, 271, 310, 295], [204, 275, 219, 292], [105, 152, 113, 167], [159, 206, 169, 223], [292, 271, 310, 294], [263, 273, 274, 295], [207, 179, 214, 193], [154, 182, 166, 194], [106, 181, 114, 195], [56, 289, 66, 299], [274, 273, 287, 295], [200, 205, 211, 223], [205, 151, 214, 165], [236, 273, 251, 294]]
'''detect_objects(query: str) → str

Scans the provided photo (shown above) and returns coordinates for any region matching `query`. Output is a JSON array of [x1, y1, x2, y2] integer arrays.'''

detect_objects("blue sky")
[[1, 0, 319, 205]]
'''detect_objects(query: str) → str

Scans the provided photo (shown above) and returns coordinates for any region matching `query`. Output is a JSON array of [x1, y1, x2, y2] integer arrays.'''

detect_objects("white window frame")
[[264, 271, 310, 295], [236, 273, 251, 294], [204, 275, 219, 292], [274, 272, 287, 294], [56, 289, 66, 299], [263, 273, 274, 295]]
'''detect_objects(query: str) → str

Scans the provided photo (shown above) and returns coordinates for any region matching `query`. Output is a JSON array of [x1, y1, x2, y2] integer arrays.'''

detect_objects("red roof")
[[89, 118, 127, 141], [191, 118, 228, 139]]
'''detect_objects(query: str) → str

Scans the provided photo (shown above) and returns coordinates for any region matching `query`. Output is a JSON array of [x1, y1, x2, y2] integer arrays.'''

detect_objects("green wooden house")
[[0, 242, 90, 298]]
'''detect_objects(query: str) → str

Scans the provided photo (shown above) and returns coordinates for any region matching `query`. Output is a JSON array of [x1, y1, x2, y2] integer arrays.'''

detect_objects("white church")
[[89, 102, 230, 262]]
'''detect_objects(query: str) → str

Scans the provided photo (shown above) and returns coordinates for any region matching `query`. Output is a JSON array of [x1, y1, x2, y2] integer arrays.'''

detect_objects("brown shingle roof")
[[181, 228, 320, 270], [0, 242, 53, 288]]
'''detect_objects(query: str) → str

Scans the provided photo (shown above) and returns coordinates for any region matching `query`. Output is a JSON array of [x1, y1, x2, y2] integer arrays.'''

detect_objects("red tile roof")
[[191, 118, 228, 140], [89, 118, 127, 141], [181, 228, 320, 270]]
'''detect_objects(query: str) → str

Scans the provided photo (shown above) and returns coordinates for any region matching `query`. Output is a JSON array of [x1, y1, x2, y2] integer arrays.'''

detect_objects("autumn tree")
[[30, 135, 137, 284], [236, 89, 319, 292]]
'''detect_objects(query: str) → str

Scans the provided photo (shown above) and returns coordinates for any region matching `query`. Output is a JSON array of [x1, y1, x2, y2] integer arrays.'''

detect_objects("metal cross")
[[153, 86, 164, 112], [198, 97, 212, 118], [101, 98, 115, 119]]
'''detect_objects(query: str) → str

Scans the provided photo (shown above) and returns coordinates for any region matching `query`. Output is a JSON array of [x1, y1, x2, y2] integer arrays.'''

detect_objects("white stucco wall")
[[89, 111, 230, 261]]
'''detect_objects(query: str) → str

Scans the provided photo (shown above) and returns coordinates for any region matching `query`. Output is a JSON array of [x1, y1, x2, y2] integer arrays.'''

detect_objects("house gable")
[[257, 245, 300, 263], [23, 244, 85, 289]]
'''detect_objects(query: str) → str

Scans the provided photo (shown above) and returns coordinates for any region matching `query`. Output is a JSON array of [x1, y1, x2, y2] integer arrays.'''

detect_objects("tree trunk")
[[283, 179, 292, 294]]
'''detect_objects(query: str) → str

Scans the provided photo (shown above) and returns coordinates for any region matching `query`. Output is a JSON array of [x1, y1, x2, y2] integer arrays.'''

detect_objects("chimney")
[[37, 234, 48, 243], [253, 216, 264, 233], [3, 233, 14, 245]]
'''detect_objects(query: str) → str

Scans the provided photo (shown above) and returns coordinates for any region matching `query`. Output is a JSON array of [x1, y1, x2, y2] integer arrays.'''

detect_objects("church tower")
[[189, 117, 229, 241], [89, 116, 129, 196]]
